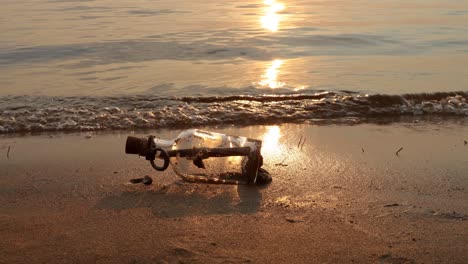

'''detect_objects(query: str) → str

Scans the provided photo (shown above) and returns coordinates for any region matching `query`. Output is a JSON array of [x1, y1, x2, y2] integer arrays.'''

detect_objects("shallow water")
[[1, 0, 468, 132], [2, 0, 468, 96]]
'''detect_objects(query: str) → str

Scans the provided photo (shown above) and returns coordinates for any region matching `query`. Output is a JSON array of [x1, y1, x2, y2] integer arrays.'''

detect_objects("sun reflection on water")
[[261, 0, 285, 32], [259, 59, 285, 89]]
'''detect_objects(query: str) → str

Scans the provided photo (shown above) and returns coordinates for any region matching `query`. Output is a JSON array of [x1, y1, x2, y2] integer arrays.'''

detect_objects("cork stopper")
[[125, 136, 149, 156]]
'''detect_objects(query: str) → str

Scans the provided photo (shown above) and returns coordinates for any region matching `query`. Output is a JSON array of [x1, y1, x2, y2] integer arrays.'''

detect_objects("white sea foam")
[[1, 92, 467, 134]]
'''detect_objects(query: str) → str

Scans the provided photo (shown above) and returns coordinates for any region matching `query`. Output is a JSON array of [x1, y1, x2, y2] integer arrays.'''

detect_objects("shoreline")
[[1, 92, 467, 135], [1, 123, 467, 263]]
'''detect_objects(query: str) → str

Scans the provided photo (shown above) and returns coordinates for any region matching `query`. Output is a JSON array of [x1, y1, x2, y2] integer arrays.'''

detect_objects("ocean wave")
[[0, 91, 467, 133]]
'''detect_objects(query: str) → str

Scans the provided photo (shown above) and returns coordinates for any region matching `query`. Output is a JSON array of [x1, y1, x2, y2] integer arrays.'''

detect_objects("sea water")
[[1, 0, 468, 133]]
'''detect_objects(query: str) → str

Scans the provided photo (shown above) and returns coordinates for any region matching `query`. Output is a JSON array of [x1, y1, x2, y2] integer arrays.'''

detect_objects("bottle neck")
[[152, 138, 174, 149]]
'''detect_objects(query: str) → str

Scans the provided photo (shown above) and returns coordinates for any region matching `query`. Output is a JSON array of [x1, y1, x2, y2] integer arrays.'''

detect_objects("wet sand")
[[1, 124, 467, 263]]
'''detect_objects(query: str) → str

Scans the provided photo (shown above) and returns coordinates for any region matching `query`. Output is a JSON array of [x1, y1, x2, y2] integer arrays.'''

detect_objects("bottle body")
[[126, 129, 263, 184], [167, 129, 262, 183]]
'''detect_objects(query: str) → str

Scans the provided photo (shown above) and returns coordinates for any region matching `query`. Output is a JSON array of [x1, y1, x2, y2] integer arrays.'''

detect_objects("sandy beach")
[[1, 123, 467, 263]]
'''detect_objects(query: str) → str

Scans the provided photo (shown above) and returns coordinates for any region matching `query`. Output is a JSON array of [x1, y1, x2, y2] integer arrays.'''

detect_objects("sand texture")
[[1, 124, 467, 263]]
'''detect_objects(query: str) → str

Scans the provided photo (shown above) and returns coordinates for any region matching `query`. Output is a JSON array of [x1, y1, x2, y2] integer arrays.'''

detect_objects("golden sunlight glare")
[[261, 125, 282, 157], [261, 0, 285, 32], [259, 59, 285, 89]]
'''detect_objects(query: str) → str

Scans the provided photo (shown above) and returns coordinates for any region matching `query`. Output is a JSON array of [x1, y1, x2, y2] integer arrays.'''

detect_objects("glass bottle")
[[125, 129, 268, 184]]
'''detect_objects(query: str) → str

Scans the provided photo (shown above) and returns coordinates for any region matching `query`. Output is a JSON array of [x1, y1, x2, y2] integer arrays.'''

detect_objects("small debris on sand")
[[129, 175, 153, 185], [142, 175, 153, 185], [297, 136, 303, 148], [275, 157, 288, 166], [300, 138, 306, 150], [384, 203, 400, 207], [285, 217, 302, 223], [1, 145, 11, 158], [129, 178, 143, 184], [395, 147, 404, 156]]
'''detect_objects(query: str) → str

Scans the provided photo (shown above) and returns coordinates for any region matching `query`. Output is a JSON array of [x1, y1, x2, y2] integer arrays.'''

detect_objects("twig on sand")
[[464, 140, 467, 145], [1, 145, 11, 159], [297, 136, 303, 148], [300, 138, 306, 150], [275, 157, 288, 167], [362, 147, 365, 153], [396, 147, 404, 156]]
